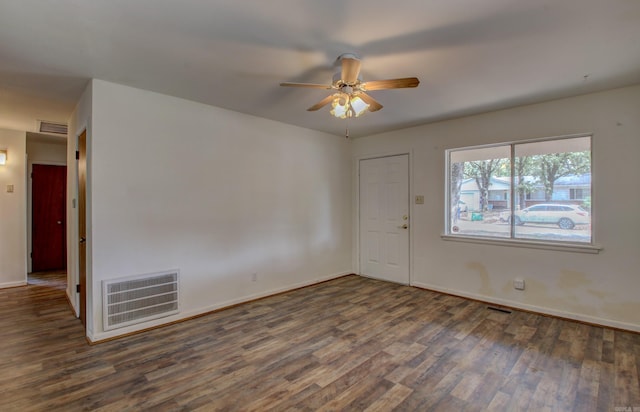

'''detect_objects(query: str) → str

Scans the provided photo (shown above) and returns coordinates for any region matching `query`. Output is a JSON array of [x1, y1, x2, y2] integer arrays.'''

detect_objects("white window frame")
[[442, 133, 601, 254]]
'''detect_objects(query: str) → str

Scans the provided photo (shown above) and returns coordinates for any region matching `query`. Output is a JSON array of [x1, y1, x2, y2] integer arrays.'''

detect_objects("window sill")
[[440, 234, 602, 254]]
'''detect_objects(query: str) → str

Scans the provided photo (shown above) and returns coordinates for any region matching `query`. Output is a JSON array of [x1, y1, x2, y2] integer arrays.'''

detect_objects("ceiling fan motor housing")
[[332, 72, 362, 87]]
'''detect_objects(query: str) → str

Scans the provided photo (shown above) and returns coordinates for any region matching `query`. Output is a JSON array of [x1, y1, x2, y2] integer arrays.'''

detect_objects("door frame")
[[355, 151, 413, 285], [76, 130, 88, 328], [27, 160, 67, 274]]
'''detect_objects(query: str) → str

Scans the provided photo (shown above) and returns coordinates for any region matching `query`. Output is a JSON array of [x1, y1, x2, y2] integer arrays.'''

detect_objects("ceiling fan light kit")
[[281, 53, 419, 121], [330, 93, 369, 119]]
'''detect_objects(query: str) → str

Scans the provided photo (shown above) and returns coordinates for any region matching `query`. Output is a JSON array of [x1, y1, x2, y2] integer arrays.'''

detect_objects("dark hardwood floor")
[[1, 272, 639, 411]]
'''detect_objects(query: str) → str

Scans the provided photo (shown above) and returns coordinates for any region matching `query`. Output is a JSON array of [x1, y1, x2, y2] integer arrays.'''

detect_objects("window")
[[447, 135, 592, 244], [570, 188, 586, 200]]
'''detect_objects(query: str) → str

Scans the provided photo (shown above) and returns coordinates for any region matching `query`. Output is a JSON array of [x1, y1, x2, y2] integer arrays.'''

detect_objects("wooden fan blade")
[[358, 92, 383, 112], [362, 77, 420, 91], [341, 58, 362, 84], [307, 94, 336, 111], [280, 82, 332, 89]]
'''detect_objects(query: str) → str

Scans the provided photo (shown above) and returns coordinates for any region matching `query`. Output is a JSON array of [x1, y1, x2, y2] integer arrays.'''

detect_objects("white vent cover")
[[38, 120, 68, 135], [103, 270, 179, 331]]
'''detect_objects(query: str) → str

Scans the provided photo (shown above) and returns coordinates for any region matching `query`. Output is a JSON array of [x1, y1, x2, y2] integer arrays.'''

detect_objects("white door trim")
[[355, 151, 413, 285]]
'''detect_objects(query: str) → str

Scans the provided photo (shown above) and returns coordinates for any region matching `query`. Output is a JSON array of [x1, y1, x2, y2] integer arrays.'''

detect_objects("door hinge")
[[30, 252, 33, 258], [76, 284, 81, 293], [76, 151, 80, 160]]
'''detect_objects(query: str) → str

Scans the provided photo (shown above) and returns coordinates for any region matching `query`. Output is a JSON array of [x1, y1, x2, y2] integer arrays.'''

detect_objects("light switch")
[[415, 195, 424, 204], [6, 184, 14, 193]]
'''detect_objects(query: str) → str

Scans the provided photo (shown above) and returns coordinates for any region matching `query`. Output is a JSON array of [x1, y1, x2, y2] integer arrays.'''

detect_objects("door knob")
[[57, 221, 62, 225]]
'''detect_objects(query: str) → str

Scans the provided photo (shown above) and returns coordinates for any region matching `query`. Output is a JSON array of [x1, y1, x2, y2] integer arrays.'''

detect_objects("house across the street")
[[459, 174, 591, 211]]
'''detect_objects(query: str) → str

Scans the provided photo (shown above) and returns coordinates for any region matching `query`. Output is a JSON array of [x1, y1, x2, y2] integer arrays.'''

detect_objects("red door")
[[32, 164, 67, 272]]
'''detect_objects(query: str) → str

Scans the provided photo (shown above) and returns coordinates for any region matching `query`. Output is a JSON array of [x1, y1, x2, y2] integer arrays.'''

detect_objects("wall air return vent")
[[38, 120, 68, 135], [102, 270, 179, 331]]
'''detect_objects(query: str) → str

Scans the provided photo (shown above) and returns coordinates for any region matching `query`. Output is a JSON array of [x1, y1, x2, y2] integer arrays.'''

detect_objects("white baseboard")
[[0, 280, 27, 289], [412, 281, 640, 333], [182, 271, 351, 319], [88, 271, 351, 343]]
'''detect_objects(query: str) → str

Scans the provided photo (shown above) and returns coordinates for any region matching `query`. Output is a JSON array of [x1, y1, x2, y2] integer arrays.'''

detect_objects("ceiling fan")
[[280, 53, 420, 119]]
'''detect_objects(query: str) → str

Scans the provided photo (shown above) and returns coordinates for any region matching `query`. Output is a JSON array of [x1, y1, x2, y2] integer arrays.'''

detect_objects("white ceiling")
[[1, 0, 639, 138]]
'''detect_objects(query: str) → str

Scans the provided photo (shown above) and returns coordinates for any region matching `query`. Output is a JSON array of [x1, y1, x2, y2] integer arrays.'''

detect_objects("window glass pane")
[[449, 146, 511, 238], [447, 135, 592, 245], [513, 137, 591, 243]]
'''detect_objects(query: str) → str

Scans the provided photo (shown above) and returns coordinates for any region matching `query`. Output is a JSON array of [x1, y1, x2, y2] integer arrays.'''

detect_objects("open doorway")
[[26, 133, 68, 279]]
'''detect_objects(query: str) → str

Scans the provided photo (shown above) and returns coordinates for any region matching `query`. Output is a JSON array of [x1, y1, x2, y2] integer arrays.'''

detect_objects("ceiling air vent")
[[38, 120, 68, 135]]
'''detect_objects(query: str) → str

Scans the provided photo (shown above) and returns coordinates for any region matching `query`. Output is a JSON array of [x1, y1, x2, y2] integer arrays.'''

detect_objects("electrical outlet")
[[513, 279, 525, 290], [7, 184, 14, 193], [251, 273, 257, 282]]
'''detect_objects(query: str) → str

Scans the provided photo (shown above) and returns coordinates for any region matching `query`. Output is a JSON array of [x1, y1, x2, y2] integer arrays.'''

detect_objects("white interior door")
[[359, 155, 410, 284]]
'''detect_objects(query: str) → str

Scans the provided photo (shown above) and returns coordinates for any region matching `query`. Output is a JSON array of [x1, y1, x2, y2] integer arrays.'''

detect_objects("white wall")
[[0, 128, 27, 288], [352, 85, 640, 331], [87, 80, 352, 341], [26, 137, 67, 164], [26, 136, 67, 273]]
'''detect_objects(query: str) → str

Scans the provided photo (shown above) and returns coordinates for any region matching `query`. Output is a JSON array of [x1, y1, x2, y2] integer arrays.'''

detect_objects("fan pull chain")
[[345, 119, 349, 139]]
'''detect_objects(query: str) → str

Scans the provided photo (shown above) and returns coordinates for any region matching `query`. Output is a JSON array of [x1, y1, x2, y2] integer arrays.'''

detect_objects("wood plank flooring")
[[1, 272, 639, 411]]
